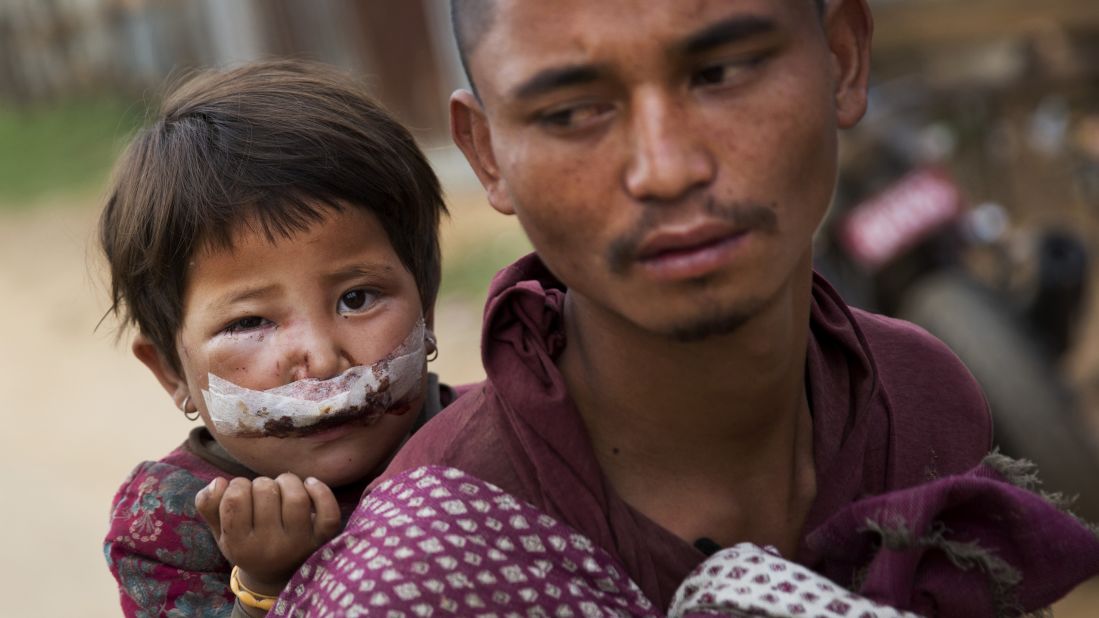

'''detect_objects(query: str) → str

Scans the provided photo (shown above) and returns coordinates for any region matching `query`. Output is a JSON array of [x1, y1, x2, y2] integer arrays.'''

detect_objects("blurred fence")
[[0, 0, 465, 141], [4, 0, 1097, 139]]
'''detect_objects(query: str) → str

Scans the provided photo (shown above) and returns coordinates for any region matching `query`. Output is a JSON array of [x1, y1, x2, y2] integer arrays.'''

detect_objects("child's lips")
[[263, 404, 385, 438], [249, 394, 421, 439]]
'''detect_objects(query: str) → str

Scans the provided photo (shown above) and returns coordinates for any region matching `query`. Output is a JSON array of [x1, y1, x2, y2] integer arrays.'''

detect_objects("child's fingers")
[[250, 476, 283, 532], [195, 477, 227, 533], [275, 473, 312, 533], [220, 477, 255, 538], [303, 477, 341, 542]]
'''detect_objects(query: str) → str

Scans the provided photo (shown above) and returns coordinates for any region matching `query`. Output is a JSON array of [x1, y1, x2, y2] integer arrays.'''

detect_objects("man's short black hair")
[[451, 0, 494, 95], [451, 0, 827, 93]]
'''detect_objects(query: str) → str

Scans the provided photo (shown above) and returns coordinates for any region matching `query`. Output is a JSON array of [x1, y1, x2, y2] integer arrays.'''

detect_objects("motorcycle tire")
[[896, 271, 1099, 521]]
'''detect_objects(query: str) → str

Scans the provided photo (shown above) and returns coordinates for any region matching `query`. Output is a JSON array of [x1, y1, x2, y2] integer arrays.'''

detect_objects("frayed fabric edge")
[[861, 518, 1023, 618], [982, 449, 1099, 539], [851, 451, 1093, 618]]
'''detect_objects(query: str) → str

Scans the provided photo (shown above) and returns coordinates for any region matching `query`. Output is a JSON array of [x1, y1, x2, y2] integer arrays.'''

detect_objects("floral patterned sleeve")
[[104, 459, 235, 618]]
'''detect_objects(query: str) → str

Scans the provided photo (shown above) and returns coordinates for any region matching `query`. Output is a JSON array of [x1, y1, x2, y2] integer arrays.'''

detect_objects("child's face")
[[173, 205, 425, 486]]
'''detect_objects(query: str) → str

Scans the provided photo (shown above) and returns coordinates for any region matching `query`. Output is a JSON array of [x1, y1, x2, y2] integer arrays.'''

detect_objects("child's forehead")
[[196, 199, 386, 254], [189, 205, 398, 276]]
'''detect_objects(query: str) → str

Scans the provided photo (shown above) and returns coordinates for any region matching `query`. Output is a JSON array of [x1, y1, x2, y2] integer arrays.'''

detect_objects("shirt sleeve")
[[104, 461, 235, 618]]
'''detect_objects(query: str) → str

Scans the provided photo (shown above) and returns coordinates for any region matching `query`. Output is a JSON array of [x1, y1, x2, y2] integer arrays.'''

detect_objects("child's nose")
[[284, 324, 346, 381]]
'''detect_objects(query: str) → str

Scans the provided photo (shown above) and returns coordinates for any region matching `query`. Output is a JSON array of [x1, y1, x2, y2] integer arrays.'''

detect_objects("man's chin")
[[665, 310, 754, 342], [645, 297, 766, 343]]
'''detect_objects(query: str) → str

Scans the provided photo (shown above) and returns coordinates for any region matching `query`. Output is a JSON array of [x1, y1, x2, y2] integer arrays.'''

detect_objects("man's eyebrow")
[[511, 64, 609, 100], [680, 15, 779, 55]]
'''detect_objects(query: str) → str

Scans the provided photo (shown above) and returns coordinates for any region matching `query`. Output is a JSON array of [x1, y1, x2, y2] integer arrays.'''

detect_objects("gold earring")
[[425, 331, 439, 362], [180, 395, 200, 421]]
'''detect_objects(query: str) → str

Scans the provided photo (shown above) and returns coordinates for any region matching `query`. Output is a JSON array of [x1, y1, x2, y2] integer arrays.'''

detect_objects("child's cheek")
[[203, 332, 282, 390]]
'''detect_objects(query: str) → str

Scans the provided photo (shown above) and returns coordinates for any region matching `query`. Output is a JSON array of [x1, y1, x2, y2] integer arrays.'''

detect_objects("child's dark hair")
[[100, 59, 447, 373]]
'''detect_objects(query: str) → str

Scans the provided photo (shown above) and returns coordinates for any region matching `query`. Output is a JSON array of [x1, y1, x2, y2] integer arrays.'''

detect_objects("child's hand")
[[195, 473, 341, 596]]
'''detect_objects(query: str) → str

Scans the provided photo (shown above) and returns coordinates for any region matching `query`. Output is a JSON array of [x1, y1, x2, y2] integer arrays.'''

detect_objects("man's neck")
[[558, 260, 817, 555]]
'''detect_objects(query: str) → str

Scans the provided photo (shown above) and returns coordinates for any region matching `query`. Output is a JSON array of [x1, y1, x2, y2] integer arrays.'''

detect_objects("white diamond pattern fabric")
[[272, 466, 918, 617], [669, 544, 924, 618], [272, 466, 659, 617]]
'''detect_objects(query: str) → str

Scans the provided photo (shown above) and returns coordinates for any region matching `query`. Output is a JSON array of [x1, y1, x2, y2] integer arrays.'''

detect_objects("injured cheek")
[[201, 319, 427, 438]]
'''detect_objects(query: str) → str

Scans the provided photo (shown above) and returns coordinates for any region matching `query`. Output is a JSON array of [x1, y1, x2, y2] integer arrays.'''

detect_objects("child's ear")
[[132, 333, 190, 410], [423, 306, 438, 362], [424, 306, 435, 332]]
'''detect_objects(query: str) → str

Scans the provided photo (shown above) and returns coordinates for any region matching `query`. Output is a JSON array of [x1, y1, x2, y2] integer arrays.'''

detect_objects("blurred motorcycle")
[[816, 124, 1099, 519]]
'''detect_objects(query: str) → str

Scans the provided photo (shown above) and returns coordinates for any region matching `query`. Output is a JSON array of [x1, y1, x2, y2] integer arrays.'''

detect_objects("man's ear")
[[824, 0, 873, 129], [450, 89, 516, 216], [132, 333, 190, 410]]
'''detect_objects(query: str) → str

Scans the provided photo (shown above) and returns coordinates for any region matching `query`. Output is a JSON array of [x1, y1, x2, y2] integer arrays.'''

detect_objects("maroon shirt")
[[379, 254, 993, 609]]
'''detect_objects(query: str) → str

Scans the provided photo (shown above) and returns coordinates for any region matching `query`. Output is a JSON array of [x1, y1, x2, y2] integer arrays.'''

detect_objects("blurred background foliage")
[[0, 97, 140, 205]]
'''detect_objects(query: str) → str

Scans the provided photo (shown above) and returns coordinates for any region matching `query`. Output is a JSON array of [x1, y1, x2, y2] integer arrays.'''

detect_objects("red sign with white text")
[[839, 167, 962, 271]]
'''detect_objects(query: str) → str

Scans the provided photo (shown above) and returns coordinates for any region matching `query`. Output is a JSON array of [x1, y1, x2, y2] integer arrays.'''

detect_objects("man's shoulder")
[[380, 383, 524, 493], [850, 306, 984, 398], [850, 306, 993, 476]]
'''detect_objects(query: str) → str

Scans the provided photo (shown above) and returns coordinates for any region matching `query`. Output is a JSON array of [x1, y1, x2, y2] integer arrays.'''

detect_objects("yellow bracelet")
[[229, 565, 278, 611]]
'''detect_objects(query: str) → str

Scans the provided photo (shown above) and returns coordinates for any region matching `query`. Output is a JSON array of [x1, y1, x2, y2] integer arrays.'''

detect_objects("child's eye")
[[223, 316, 271, 334], [338, 289, 378, 315]]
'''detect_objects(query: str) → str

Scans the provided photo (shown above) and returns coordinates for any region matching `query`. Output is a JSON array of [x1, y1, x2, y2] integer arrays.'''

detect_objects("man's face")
[[459, 0, 869, 339]]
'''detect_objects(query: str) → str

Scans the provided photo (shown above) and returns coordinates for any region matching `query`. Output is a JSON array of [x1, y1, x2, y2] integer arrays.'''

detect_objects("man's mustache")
[[607, 198, 778, 275]]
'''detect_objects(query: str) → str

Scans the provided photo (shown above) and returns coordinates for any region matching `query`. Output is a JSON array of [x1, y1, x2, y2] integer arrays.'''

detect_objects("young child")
[[101, 60, 452, 617]]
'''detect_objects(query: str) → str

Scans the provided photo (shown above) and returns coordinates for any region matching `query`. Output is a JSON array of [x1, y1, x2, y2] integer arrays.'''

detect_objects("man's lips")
[[637, 221, 745, 259], [636, 222, 751, 280]]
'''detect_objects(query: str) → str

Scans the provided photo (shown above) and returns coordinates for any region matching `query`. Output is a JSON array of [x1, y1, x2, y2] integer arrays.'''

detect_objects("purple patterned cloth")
[[273, 466, 660, 617], [274, 466, 914, 617], [276, 462, 1099, 617]]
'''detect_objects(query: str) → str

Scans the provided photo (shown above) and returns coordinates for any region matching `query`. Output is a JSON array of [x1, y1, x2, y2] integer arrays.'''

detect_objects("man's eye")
[[223, 316, 269, 334], [338, 289, 378, 315], [693, 65, 736, 87], [690, 56, 765, 89], [538, 102, 614, 131]]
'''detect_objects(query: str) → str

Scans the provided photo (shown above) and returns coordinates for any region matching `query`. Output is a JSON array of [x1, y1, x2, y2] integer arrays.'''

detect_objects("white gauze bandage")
[[201, 319, 428, 437]]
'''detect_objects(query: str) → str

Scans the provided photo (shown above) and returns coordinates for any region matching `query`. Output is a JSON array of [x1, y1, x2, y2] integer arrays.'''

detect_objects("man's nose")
[[623, 91, 715, 203], [283, 323, 345, 381]]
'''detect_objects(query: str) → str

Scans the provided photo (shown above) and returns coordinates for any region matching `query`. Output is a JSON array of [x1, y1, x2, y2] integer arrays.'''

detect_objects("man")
[[265, 2, 1099, 615]]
